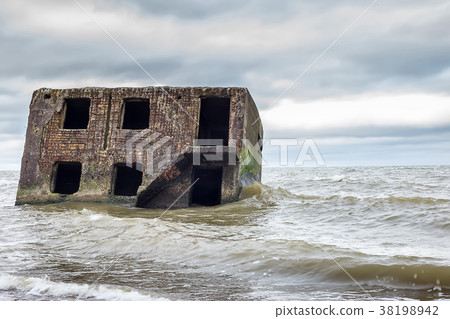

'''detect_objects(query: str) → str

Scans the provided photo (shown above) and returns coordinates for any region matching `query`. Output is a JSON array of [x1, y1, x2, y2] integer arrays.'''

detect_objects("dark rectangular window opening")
[[191, 167, 223, 206], [197, 97, 230, 146], [63, 98, 90, 129], [113, 164, 143, 196], [121, 99, 150, 129], [51, 162, 82, 194]]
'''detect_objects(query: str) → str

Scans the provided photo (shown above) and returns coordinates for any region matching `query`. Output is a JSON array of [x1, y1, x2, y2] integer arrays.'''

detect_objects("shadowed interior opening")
[[191, 167, 223, 206], [113, 164, 143, 196], [63, 99, 90, 129], [197, 97, 230, 145], [52, 162, 82, 194], [121, 99, 150, 129]]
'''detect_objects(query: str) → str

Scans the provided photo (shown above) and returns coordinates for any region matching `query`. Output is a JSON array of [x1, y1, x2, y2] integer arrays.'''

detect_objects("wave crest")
[[0, 274, 166, 300]]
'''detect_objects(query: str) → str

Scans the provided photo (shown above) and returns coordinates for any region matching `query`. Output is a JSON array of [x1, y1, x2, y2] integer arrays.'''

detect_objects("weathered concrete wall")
[[239, 92, 264, 186], [16, 86, 262, 208]]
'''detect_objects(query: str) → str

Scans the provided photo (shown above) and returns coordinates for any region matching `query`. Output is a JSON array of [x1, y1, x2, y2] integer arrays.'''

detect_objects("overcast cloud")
[[1, 0, 450, 168]]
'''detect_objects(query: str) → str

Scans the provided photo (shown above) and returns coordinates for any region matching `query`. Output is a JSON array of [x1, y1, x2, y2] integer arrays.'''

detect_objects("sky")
[[1, 0, 450, 168]]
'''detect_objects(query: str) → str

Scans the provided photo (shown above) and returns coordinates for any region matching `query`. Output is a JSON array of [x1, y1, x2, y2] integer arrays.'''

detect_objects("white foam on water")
[[305, 175, 346, 182], [332, 174, 345, 182], [0, 274, 167, 300], [88, 214, 104, 221]]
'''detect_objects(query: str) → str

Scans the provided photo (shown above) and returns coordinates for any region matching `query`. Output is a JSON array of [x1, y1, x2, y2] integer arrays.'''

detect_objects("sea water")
[[0, 166, 448, 300]]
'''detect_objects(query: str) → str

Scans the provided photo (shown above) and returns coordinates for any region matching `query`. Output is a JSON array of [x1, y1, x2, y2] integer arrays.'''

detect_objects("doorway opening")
[[51, 162, 82, 194], [191, 167, 223, 206], [113, 164, 143, 196], [197, 97, 230, 145]]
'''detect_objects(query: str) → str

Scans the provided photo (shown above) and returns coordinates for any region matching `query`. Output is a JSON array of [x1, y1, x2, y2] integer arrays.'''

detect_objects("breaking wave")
[[0, 274, 166, 301]]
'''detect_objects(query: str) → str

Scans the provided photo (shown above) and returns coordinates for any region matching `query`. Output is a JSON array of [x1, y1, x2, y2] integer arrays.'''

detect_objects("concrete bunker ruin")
[[16, 86, 263, 208]]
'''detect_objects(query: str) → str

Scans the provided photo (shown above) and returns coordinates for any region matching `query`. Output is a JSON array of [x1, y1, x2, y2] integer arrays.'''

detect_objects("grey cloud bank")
[[0, 0, 449, 168]]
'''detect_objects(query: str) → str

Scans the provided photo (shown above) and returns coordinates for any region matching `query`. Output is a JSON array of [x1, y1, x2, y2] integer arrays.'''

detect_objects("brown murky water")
[[0, 167, 449, 300]]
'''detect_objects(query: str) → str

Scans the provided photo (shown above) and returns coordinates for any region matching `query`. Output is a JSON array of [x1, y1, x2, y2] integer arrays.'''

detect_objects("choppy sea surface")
[[0, 166, 449, 301]]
